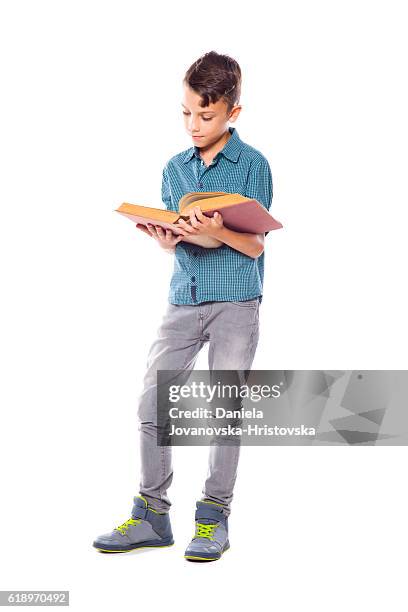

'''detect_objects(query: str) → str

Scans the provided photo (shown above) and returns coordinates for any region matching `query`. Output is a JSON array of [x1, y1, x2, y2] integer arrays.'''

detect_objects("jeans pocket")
[[229, 299, 259, 308]]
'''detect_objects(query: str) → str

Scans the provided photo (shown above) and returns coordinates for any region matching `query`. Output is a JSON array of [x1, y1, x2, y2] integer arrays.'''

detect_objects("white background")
[[0, 0, 407, 610]]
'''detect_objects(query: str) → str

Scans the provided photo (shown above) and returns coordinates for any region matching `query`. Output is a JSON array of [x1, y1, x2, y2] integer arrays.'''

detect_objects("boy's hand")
[[135, 223, 187, 250], [177, 207, 224, 239]]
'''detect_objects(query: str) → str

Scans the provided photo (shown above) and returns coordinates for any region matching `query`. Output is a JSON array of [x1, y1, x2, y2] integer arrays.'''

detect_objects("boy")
[[93, 51, 273, 561]]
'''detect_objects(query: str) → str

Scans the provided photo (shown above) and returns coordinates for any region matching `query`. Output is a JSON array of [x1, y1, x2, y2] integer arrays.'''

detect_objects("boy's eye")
[[182, 111, 213, 122]]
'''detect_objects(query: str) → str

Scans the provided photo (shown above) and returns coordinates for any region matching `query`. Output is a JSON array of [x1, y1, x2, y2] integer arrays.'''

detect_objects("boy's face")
[[181, 84, 241, 148]]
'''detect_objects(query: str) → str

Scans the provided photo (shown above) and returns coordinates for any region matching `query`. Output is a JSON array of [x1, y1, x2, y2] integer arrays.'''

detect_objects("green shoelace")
[[194, 522, 217, 540], [115, 518, 142, 535]]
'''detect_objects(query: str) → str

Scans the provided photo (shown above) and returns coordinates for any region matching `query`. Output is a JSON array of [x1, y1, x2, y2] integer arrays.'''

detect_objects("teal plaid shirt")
[[162, 126, 273, 305]]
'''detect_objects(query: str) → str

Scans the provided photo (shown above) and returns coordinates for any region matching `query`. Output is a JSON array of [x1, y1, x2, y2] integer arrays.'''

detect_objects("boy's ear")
[[228, 105, 242, 122]]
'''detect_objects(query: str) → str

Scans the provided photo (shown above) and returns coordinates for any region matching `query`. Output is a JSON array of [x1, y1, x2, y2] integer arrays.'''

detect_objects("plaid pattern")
[[162, 127, 273, 305]]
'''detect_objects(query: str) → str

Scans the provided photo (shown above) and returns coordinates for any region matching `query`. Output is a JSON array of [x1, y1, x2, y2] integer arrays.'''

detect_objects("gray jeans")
[[137, 298, 260, 517]]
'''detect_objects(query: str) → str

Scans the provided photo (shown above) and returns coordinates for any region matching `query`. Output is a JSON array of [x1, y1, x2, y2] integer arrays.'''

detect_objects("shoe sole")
[[184, 541, 230, 562], [94, 537, 174, 553]]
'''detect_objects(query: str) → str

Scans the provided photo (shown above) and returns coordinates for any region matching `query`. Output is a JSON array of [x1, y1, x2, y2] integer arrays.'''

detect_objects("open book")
[[115, 192, 283, 235]]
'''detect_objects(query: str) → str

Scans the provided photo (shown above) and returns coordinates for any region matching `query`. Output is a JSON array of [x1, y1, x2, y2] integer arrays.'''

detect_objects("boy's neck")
[[197, 128, 232, 165]]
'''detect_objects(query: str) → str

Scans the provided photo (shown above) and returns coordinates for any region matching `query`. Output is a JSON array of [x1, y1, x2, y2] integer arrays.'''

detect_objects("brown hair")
[[183, 51, 242, 114]]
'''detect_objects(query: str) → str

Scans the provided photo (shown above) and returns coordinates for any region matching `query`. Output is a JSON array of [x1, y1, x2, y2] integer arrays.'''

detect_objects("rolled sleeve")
[[245, 158, 273, 235]]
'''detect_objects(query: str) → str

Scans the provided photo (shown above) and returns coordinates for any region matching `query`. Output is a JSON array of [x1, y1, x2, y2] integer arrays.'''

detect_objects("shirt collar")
[[182, 126, 244, 164]]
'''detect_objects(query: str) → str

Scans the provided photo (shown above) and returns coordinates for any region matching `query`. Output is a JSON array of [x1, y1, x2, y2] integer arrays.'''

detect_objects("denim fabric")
[[137, 298, 260, 517]]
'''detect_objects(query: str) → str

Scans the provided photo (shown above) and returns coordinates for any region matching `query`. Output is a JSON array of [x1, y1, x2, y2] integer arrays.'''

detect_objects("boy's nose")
[[189, 118, 200, 132]]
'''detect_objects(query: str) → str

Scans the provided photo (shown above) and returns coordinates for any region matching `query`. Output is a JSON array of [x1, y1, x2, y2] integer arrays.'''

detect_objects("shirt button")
[[191, 276, 196, 282], [193, 251, 198, 257], [197, 182, 203, 187]]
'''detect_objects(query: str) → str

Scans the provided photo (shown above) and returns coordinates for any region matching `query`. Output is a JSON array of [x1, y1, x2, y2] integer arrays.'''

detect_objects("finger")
[[189, 209, 201, 229], [173, 228, 188, 236], [136, 223, 151, 235], [146, 223, 158, 237], [177, 219, 197, 234], [169, 223, 187, 237], [195, 207, 206, 221], [195, 209, 210, 228], [165, 228, 179, 241]]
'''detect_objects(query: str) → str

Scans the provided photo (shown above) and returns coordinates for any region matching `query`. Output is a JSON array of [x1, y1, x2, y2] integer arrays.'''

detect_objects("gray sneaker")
[[184, 501, 230, 561], [93, 495, 174, 552]]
